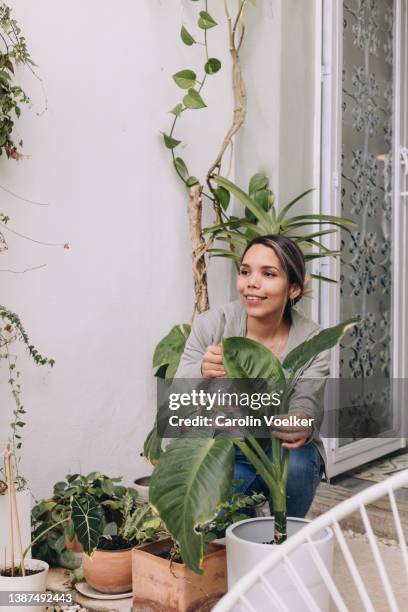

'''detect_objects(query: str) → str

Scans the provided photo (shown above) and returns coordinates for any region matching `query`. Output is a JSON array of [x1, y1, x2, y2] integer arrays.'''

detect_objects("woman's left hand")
[[271, 410, 313, 449]]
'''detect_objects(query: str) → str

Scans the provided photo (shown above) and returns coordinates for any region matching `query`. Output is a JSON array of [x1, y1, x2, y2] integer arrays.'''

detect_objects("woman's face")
[[236, 244, 300, 319]]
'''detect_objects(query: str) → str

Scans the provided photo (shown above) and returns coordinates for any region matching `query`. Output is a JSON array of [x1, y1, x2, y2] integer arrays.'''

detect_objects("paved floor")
[[331, 531, 407, 611]]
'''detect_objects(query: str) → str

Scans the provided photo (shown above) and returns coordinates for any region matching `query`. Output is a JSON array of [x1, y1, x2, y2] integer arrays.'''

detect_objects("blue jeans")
[[234, 443, 324, 518]]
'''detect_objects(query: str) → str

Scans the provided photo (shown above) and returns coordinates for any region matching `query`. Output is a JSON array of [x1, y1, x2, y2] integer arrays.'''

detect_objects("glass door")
[[319, 0, 407, 476]]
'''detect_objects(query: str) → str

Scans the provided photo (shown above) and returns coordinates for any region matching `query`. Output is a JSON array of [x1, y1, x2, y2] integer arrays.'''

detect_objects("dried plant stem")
[[4, 444, 25, 576], [2, 545, 6, 574], [188, 185, 211, 317], [4, 445, 15, 575], [206, 2, 247, 203], [188, 2, 248, 319]]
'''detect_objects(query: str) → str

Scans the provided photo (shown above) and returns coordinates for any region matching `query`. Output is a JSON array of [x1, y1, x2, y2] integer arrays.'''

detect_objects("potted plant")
[[1, 447, 101, 612], [132, 491, 265, 611], [82, 495, 164, 594], [31, 472, 138, 570], [149, 317, 361, 610]]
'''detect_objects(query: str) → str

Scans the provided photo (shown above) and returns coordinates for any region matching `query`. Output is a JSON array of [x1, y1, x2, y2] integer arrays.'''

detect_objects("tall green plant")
[[149, 316, 361, 573]]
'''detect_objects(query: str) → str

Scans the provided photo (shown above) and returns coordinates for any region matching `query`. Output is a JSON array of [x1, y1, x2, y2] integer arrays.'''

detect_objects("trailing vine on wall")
[[0, 4, 56, 492]]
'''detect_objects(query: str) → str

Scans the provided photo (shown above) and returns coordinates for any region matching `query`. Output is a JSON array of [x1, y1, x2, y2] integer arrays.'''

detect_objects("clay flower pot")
[[132, 539, 227, 612], [133, 476, 150, 504], [82, 548, 133, 594]]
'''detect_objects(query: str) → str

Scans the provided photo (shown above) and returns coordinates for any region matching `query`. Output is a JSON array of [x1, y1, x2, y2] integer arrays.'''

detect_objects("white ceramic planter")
[[0, 490, 32, 559], [0, 559, 49, 612], [133, 476, 150, 503], [226, 517, 334, 612]]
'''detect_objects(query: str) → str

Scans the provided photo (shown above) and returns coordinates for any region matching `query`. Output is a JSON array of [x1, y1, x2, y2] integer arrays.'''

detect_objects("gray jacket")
[[175, 299, 329, 466]]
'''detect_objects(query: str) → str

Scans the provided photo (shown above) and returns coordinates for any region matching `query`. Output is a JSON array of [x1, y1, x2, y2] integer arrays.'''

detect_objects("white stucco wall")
[[0, 0, 235, 498], [0, 0, 319, 500]]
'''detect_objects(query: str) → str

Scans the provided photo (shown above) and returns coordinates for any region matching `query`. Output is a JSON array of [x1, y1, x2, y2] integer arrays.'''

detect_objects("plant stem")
[[23, 517, 68, 560]]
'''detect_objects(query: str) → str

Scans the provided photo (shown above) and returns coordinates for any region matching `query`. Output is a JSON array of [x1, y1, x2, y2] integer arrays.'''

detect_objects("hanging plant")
[[0, 3, 35, 160]]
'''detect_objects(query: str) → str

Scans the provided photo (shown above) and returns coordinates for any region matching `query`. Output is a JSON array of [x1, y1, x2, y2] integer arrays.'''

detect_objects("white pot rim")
[[226, 516, 333, 548], [1, 559, 49, 578]]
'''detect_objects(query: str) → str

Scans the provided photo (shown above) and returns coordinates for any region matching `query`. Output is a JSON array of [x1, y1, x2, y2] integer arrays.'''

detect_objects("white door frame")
[[318, 0, 407, 477]]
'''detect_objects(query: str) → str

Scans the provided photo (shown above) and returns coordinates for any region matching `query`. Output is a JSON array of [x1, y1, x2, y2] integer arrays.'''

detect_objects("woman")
[[175, 234, 329, 517]]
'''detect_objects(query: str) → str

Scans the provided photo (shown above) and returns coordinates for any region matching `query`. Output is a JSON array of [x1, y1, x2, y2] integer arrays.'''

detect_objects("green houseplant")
[[31, 472, 138, 568], [149, 316, 361, 574]]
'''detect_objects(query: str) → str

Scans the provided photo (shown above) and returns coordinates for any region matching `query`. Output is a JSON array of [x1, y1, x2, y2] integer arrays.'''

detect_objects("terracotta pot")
[[82, 548, 133, 594], [132, 539, 227, 612]]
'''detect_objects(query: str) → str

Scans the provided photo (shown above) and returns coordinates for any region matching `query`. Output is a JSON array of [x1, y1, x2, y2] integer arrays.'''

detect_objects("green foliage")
[[181, 25, 195, 46], [183, 88, 206, 109], [153, 323, 191, 380], [31, 473, 139, 564], [172, 69, 196, 89], [198, 11, 217, 29], [150, 436, 235, 574], [149, 318, 362, 572], [163, 133, 181, 149], [0, 3, 35, 159], [205, 58, 222, 75], [203, 173, 355, 278], [0, 306, 54, 489]]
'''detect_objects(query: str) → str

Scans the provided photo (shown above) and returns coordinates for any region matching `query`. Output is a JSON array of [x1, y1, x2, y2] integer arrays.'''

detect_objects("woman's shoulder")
[[194, 300, 245, 338], [290, 308, 322, 341]]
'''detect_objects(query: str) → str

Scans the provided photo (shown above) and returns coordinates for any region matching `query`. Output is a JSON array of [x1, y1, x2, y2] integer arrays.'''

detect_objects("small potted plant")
[[132, 491, 265, 611], [31, 472, 138, 569], [82, 496, 164, 594], [1, 447, 101, 612], [149, 317, 361, 611]]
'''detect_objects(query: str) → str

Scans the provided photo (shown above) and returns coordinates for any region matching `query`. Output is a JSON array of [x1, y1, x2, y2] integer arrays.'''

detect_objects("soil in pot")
[[132, 538, 227, 612], [97, 536, 138, 551], [1, 567, 43, 577]]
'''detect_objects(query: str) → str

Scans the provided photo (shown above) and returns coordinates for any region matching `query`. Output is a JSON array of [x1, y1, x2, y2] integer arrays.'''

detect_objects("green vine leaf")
[[215, 186, 230, 210], [186, 176, 199, 187], [174, 157, 189, 179], [162, 133, 181, 149], [181, 25, 195, 46], [170, 103, 183, 117], [183, 88, 206, 109], [172, 69, 196, 89], [198, 11, 218, 29], [205, 58, 221, 75]]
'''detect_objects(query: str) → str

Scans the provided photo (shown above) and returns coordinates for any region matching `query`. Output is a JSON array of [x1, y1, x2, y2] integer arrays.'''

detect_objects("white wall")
[[0, 0, 319, 500], [0, 0, 234, 498]]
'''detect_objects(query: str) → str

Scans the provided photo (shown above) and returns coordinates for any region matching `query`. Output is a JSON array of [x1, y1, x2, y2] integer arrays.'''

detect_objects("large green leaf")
[[222, 337, 286, 385], [153, 324, 191, 380], [214, 176, 272, 232], [149, 436, 235, 573], [282, 317, 362, 375], [71, 495, 104, 555]]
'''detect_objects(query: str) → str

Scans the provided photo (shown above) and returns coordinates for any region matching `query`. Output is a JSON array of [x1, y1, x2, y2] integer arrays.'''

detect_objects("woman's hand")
[[271, 410, 313, 449], [201, 344, 226, 378]]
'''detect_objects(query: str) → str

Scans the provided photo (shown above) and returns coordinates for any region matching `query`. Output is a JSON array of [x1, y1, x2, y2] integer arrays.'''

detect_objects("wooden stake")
[[4, 444, 15, 576], [1, 545, 6, 576], [6, 450, 25, 576]]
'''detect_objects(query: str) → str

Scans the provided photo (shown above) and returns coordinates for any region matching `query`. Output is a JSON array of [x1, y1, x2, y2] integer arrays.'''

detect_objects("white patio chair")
[[213, 469, 408, 612]]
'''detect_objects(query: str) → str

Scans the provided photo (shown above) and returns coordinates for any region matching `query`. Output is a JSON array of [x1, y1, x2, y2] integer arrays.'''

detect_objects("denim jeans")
[[234, 443, 324, 518]]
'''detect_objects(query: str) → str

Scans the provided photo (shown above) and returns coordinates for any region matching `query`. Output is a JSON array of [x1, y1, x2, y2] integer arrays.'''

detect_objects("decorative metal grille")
[[339, 0, 394, 442]]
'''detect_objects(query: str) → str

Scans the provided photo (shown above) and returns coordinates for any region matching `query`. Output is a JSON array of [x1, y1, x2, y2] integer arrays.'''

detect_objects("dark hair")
[[241, 235, 305, 319]]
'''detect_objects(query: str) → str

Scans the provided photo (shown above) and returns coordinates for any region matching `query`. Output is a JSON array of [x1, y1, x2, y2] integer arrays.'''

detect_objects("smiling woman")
[[175, 234, 329, 519]]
